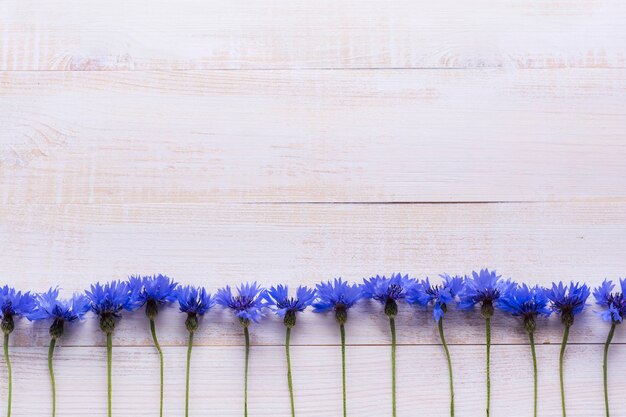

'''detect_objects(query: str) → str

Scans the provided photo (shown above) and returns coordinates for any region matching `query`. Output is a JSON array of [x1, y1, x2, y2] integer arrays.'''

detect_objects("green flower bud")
[[145, 299, 159, 320], [524, 316, 536, 334], [1, 315, 14, 335], [481, 301, 494, 319], [384, 299, 398, 318], [335, 304, 348, 325], [186, 313, 198, 333], [49, 318, 65, 339], [284, 310, 297, 328], [561, 311, 574, 327], [100, 314, 116, 334]]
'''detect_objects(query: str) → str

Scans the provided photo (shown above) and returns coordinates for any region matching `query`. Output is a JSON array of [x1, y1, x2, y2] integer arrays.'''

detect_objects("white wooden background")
[[1, 0, 626, 416]]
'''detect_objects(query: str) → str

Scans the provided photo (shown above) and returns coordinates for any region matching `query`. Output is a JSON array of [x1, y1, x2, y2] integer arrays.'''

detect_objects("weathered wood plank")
[[2, 70, 626, 203], [0, 345, 623, 416], [2, 0, 626, 70], [1, 201, 625, 346]]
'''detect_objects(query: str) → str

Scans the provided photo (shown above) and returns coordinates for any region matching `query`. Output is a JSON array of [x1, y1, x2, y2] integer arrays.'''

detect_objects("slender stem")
[[4, 334, 12, 417], [286, 327, 295, 417], [244, 326, 250, 417], [389, 317, 396, 417], [529, 332, 537, 417], [48, 338, 57, 417], [603, 323, 616, 417], [438, 318, 454, 417], [340, 323, 347, 417], [107, 332, 112, 417], [485, 318, 491, 417], [185, 331, 194, 417], [559, 324, 570, 417], [149, 319, 164, 417]]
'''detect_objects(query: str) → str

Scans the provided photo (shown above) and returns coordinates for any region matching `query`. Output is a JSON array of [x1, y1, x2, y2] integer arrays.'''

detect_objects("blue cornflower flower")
[[594, 279, 626, 324], [30, 288, 91, 338], [31, 288, 91, 417], [361, 273, 415, 416], [128, 274, 177, 319], [499, 284, 551, 334], [548, 281, 590, 417], [547, 281, 590, 326], [264, 285, 316, 417], [216, 282, 266, 326], [216, 283, 266, 416], [458, 269, 512, 319], [176, 285, 215, 416], [176, 285, 215, 333], [127, 275, 177, 417], [361, 273, 416, 318], [458, 269, 511, 417], [594, 279, 626, 416], [86, 280, 140, 417], [0, 285, 37, 335], [264, 284, 315, 327], [408, 274, 464, 416], [313, 278, 363, 417], [312, 278, 363, 324], [177, 285, 215, 315], [408, 274, 465, 322], [499, 283, 551, 416], [0, 286, 37, 417], [85, 280, 138, 333]]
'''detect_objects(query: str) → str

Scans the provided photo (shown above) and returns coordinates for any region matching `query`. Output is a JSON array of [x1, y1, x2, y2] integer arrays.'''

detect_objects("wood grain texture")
[[1, 344, 625, 416], [2, 0, 626, 415], [1, 0, 626, 70], [2, 69, 626, 204], [1, 201, 625, 346]]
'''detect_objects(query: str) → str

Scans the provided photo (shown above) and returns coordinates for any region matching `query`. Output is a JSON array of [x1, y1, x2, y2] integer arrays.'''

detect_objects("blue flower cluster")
[[593, 279, 626, 323], [0, 270, 607, 334], [0, 271, 620, 417]]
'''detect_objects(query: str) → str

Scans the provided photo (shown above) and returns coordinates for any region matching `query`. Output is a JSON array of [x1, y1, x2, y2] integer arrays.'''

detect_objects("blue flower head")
[[593, 279, 626, 324], [313, 278, 363, 324], [458, 269, 512, 319], [216, 282, 265, 326], [407, 274, 465, 322], [0, 285, 37, 335], [264, 284, 316, 327], [86, 280, 139, 333], [547, 281, 590, 326], [499, 283, 551, 333], [30, 288, 91, 338], [176, 285, 215, 333], [128, 274, 178, 319], [361, 273, 416, 318]]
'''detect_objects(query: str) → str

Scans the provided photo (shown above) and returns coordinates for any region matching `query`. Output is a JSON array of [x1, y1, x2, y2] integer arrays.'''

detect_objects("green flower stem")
[[529, 332, 537, 417], [149, 319, 164, 417], [107, 332, 112, 417], [185, 331, 194, 417], [603, 323, 616, 417], [286, 327, 295, 417], [389, 317, 396, 417], [559, 324, 570, 417], [244, 326, 250, 417], [48, 338, 57, 417], [485, 318, 491, 417], [4, 334, 12, 417], [340, 323, 347, 417], [438, 318, 454, 417]]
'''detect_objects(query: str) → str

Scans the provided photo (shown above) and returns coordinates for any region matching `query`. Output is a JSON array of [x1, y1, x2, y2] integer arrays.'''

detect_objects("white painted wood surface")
[[2, 0, 626, 70], [1, 0, 626, 415]]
